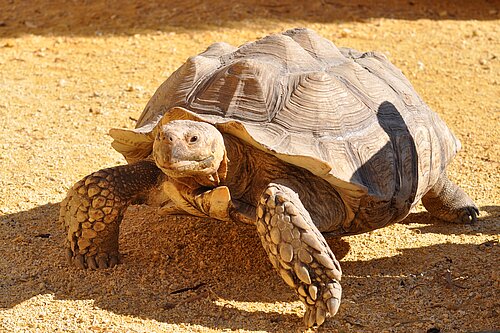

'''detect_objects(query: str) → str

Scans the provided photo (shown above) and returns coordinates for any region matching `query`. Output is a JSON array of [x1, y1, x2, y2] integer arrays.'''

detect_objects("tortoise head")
[[153, 120, 227, 187]]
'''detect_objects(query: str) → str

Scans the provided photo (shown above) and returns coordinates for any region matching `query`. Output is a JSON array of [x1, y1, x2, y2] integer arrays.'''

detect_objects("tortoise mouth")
[[161, 155, 216, 173]]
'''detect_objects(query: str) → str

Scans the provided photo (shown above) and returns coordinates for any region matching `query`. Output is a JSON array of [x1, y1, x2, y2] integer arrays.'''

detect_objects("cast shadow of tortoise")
[[0, 0, 497, 38], [0, 202, 496, 331]]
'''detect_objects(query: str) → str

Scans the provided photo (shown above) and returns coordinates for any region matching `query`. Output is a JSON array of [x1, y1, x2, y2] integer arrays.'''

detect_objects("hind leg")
[[422, 172, 478, 223]]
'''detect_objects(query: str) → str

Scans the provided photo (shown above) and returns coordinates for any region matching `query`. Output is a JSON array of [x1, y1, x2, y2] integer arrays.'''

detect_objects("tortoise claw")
[[65, 246, 120, 270], [74, 254, 86, 269], [96, 254, 109, 269], [460, 206, 479, 224]]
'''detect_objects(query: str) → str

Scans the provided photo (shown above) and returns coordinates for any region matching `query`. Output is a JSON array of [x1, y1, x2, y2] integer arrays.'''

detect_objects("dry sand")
[[0, 1, 499, 332]]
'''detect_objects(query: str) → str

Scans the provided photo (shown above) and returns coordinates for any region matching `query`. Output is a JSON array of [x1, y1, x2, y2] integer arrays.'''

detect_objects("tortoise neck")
[[222, 134, 347, 233], [222, 134, 277, 201]]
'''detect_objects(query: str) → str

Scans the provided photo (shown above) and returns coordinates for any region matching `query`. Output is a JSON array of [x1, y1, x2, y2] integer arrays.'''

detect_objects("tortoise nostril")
[[168, 136, 173, 142]]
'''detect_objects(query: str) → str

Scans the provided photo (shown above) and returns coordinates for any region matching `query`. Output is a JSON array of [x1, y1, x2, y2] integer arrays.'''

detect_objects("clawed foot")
[[422, 172, 479, 225], [65, 248, 119, 270], [256, 183, 342, 328], [60, 169, 128, 270], [455, 206, 479, 224]]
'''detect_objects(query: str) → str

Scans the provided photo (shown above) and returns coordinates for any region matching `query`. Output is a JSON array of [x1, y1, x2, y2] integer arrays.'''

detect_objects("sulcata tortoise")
[[60, 28, 478, 327]]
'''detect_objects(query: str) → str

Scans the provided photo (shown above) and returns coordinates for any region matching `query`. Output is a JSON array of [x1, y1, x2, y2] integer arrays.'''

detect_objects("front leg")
[[59, 160, 163, 269], [256, 183, 342, 328]]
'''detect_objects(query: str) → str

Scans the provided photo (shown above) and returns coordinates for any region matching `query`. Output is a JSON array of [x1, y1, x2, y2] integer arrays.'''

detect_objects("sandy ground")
[[0, 1, 499, 332]]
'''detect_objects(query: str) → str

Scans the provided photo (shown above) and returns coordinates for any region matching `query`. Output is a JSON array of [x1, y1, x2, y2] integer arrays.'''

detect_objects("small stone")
[[24, 21, 38, 28], [82, 222, 92, 229], [295, 262, 312, 284], [279, 243, 294, 262]]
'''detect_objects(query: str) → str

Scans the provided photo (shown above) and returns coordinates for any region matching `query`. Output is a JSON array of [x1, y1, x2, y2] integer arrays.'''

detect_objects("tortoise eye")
[[189, 135, 198, 143]]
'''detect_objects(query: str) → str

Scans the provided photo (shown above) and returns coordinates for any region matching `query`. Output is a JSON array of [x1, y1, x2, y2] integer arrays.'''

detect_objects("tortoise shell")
[[110, 28, 460, 223]]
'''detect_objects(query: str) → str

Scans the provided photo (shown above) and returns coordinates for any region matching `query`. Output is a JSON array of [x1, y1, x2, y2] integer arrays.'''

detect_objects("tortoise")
[[60, 28, 478, 327]]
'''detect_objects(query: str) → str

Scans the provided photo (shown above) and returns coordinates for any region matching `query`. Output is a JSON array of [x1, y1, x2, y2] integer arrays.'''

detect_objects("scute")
[[110, 28, 461, 222]]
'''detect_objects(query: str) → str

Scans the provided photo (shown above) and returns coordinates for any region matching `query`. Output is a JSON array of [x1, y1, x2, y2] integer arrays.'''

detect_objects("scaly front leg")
[[256, 182, 342, 327], [59, 160, 163, 269]]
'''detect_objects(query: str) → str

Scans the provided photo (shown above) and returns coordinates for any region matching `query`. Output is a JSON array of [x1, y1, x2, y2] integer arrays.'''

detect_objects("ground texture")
[[0, 1, 499, 332]]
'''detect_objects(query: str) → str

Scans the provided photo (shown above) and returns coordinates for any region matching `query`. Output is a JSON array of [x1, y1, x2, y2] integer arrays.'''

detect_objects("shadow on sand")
[[0, 201, 497, 331], [0, 0, 498, 38]]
